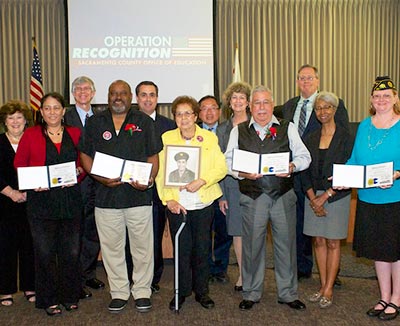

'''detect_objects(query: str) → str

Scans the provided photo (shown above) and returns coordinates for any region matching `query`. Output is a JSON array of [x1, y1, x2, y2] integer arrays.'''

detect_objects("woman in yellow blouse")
[[156, 95, 227, 311]]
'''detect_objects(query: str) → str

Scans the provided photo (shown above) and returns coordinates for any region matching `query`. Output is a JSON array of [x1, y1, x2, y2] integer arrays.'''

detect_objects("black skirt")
[[353, 199, 400, 262]]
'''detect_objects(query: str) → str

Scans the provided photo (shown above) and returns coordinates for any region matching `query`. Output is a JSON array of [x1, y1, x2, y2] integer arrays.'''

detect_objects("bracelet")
[[326, 189, 333, 197]]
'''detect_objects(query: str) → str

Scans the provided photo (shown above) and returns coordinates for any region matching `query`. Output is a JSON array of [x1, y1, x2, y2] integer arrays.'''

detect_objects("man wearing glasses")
[[277, 64, 349, 284], [198, 96, 233, 286], [65, 76, 105, 300]]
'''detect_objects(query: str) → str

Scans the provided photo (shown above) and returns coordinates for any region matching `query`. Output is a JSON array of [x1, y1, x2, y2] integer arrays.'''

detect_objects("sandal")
[[366, 299, 388, 317], [45, 305, 62, 317], [24, 292, 36, 303], [379, 302, 400, 321], [0, 296, 14, 307], [63, 303, 78, 311]]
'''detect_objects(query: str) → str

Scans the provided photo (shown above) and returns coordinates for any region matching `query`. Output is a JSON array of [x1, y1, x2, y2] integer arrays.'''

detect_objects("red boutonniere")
[[196, 135, 204, 142], [124, 123, 142, 135], [265, 126, 277, 140]]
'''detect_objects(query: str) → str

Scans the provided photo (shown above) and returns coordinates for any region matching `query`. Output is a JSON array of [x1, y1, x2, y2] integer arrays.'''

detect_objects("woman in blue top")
[[347, 76, 400, 321]]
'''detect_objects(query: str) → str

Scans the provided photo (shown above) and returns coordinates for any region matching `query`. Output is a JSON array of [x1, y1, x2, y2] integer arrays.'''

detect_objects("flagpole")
[[232, 43, 242, 83]]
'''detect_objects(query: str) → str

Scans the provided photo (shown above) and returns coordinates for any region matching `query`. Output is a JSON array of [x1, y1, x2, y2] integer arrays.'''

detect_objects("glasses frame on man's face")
[[74, 86, 93, 93], [298, 76, 316, 82]]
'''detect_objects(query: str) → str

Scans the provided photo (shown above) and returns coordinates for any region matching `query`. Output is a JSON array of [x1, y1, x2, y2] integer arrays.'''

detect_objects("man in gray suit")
[[64, 76, 104, 299], [225, 85, 311, 311]]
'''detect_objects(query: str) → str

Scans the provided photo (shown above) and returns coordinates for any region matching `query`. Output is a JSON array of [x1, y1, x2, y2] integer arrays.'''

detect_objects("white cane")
[[174, 212, 187, 313]]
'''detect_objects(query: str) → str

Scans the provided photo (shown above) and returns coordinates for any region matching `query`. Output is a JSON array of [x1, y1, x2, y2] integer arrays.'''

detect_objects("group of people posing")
[[1, 65, 399, 322]]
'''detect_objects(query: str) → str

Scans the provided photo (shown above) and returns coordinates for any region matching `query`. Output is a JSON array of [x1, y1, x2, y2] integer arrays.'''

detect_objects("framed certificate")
[[165, 145, 201, 187]]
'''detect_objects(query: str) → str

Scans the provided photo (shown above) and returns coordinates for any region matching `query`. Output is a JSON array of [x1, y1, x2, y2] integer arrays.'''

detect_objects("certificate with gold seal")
[[232, 149, 289, 175], [17, 161, 77, 190]]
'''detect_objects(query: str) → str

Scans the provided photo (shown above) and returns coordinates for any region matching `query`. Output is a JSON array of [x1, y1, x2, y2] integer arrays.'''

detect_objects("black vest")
[[238, 119, 293, 200]]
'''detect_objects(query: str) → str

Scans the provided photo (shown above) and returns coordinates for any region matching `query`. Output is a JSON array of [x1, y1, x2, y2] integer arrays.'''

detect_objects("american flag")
[[30, 41, 44, 112]]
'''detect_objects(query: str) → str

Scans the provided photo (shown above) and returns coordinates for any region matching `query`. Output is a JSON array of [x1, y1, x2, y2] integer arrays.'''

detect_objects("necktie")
[[298, 99, 309, 136], [207, 127, 214, 133], [85, 113, 90, 125]]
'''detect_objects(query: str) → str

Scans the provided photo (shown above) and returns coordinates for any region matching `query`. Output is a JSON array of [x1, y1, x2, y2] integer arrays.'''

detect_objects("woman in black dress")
[[0, 101, 35, 306]]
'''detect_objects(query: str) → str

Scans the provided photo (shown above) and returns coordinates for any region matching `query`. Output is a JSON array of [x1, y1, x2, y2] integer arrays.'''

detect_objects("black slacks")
[[168, 205, 214, 297], [29, 215, 81, 308]]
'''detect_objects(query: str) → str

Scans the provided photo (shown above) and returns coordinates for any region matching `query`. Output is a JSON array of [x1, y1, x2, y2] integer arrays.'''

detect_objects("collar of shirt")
[[148, 111, 156, 121], [249, 115, 280, 140], [202, 122, 218, 133], [299, 90, 318, 106], [294, 91, 318, 127], [76, 105, 93, 126]]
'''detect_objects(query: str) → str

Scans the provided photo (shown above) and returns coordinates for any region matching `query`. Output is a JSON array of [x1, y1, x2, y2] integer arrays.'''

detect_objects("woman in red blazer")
[[14, 92, 84, 316]]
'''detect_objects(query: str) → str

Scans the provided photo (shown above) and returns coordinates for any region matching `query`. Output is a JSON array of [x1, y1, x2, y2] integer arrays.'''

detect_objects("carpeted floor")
[[1, 244, 391, 326]]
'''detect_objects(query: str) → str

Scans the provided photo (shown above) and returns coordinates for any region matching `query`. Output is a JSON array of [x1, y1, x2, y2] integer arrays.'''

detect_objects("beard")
[[111, 104, 127, 114]]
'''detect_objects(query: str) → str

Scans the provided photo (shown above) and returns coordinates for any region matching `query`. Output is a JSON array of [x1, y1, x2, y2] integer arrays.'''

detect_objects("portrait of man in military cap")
[[164, 145, 200, 186], [168, 151, 196, 183]]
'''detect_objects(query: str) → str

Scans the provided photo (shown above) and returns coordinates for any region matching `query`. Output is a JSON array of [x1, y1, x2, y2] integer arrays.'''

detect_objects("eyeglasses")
[[175, 111, 195, 118], [314, 105, 334, 112], [298, 76, 316, 82], [372, 94, 393, 100], [253, 100, 272, 106], [74, 86, 92, 93], [200, 106, 219, 112]]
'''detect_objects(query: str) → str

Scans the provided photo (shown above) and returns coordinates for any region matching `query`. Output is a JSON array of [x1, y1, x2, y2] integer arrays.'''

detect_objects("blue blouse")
[[347, 117, 400, 204]]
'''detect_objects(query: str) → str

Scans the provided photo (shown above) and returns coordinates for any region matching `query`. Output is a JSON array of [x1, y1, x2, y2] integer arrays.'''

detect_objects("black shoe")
[[367, 299, 388, 317], [378, 302, 399, 321], [278, 299, 306, 310], [86, 278, 105, 290], [135, 298, 152, 312], [45, 305, 62, 317], [195, 294, 215, 309], [234, 285, 243, 292], [297, 272, 312, 281], [151, 284, 160, 294], [169, 296, 185, 311], [108, 299, 127, 313], [239, 299, 259, 310], [79, 287, 92, 299], [213, 272, 229, 284], [334, 275, 342, 288]]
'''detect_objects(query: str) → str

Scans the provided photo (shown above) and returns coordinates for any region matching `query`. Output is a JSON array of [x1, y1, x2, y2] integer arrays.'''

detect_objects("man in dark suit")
[[64, 76, 105, 299], [278, 65, 349, 282], [198, 95, 233, 284], [129, 80, 175, 293]]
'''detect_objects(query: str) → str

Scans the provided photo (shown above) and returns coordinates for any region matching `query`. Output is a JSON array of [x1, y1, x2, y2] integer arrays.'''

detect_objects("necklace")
[[47, 126, 64, 136], [368, 118, 393, 151], [6, 132, 22, 143]]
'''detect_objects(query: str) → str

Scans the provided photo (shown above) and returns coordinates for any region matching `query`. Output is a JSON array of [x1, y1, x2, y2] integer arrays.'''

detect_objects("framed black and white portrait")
[[165, 145, 201, 187]]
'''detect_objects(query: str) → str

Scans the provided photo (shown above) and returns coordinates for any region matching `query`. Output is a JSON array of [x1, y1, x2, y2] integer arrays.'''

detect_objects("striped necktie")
[[298, 99, 309, 136]]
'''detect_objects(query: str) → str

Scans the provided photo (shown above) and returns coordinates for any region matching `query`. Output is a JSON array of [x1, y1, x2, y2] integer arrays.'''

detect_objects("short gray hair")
[[250, 85, 274, 102], [71, 76, 96, 92], [314, 91, 339, 108]]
